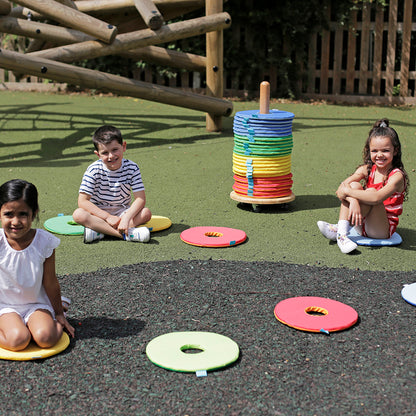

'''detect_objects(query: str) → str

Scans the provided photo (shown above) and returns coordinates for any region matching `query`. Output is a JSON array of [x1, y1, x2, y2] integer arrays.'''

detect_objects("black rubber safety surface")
[[1, 259, 416, 415]]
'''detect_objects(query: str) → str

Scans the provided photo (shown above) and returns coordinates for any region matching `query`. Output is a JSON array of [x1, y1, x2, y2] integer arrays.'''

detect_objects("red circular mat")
[[180, 226, 247, 247], [274, 296, 358, 333]]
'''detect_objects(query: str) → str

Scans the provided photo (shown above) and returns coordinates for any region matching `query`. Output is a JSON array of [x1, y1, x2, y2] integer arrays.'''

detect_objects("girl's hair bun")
[[375, 118, 389, 128]]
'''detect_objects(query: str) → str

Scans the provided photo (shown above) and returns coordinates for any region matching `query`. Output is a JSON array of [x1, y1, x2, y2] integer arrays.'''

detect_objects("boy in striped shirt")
[[73, 125, 152, 243]]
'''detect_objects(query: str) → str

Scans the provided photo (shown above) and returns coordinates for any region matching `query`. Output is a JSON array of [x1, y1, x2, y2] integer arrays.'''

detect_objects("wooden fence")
[[304, 0, 416, 101], [2, 0, 416, 103]]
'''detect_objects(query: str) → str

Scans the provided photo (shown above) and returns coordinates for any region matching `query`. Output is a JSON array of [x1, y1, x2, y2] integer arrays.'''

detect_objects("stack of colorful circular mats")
[[232, 109, 295, 200]]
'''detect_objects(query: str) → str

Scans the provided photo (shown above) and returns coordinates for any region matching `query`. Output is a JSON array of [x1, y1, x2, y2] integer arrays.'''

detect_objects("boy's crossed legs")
[[73, 206, 152, 243]]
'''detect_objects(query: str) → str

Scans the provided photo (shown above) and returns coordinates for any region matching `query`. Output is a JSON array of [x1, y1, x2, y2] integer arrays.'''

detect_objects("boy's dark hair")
[[92, 125, 123, 151], [0, 179, 39, 216]]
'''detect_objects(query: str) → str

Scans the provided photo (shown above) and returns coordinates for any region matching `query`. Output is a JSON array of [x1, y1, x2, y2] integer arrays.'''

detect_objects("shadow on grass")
[[397, 228, 416, 251], [292, 116, 416, 133], [236, 194, 340, 213], [0, 105, 233, 167]]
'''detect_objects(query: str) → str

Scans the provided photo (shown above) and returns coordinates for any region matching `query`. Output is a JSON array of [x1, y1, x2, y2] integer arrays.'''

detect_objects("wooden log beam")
[[73, 0, 204, 14], [0, 0, 11, 15], [0, 16, 93, 44], [121, 45, 206, 72], [28, 12, 232, 64], [0, 48, 233, 116], [133, 0, 164, 30], [27, 39, 46, 53], [9, 7, 25, 18], [56, 0, 77, 9], [0, 16, 205, 71], [13, 0, 118, 43], [114, 4, 204, 34], [0, 17, 205, 71], [22, 0, 204, 18]]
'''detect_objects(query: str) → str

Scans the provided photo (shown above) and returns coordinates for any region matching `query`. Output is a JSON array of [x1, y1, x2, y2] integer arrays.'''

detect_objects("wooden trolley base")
[[230, 190, 295, 211]]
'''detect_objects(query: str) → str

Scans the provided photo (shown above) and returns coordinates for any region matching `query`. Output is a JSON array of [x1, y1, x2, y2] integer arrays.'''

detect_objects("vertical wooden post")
[[385, 0, 398, 96], [332, 28, 343, 94], [206, 0, 224, 132], [320, 30, 330, 94], [346, 10, 357, 94], [358, 3, 370, 94], [307, 33, 317, 94], [372, 3, 384, 95], [319, 6, 330, 94], [400, 0, 413, 96]]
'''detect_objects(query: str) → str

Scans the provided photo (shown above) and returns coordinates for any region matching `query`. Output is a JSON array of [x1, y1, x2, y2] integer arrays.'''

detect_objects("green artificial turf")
[[0, 91, 415, 274]]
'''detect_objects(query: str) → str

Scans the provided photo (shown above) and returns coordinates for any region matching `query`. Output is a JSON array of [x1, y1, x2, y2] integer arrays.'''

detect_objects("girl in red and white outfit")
[[318, 118, 409, 254]]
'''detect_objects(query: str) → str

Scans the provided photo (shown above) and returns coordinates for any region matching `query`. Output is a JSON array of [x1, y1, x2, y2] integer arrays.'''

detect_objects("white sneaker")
[[83, 227, 104, 244], [317, 221, 338, 241], [125, 227, 150, 243], [337, 234, 357, 254]]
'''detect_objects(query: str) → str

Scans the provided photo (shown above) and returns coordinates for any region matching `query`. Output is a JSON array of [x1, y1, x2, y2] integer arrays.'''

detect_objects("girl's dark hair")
[[92, 125, 123, 151], [0, 179, 39, 216], [363, 118, 409, 199]]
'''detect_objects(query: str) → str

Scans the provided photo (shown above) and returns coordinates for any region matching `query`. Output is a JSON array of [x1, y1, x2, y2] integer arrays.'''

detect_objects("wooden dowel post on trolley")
[[259, 81, 270, 115]]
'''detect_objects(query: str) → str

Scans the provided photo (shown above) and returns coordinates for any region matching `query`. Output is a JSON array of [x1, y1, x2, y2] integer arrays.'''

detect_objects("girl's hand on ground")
[[56, 314, 75, 338]]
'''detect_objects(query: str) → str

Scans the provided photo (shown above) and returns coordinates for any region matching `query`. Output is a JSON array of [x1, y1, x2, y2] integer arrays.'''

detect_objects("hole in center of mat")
[[180, 345, 204, 354], [205, 232, 223, 238], [305, 306, 328, 316]]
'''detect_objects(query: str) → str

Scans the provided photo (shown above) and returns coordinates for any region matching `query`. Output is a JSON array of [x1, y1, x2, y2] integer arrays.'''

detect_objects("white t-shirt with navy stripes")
[[79, 159, 144, 210]]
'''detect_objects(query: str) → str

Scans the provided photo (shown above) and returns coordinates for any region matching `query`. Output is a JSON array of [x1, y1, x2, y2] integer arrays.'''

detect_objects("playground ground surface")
[[0, 91, 415, 415]]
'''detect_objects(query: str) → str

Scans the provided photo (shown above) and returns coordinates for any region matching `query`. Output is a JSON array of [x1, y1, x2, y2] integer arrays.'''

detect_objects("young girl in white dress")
[[0, 179, 74, 351]]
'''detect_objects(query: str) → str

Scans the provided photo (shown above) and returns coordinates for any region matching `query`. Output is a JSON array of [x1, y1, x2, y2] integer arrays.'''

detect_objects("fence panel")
[[304, 0, 416, 100]]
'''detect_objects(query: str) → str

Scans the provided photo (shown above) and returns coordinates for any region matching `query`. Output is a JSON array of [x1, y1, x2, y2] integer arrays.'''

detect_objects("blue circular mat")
[[402, 283, 416, 306], [348, 227, 402, 246]]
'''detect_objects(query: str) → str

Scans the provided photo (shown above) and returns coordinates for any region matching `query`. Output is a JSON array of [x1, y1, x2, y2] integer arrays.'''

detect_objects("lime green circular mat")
[[146, 331, 239, 372]]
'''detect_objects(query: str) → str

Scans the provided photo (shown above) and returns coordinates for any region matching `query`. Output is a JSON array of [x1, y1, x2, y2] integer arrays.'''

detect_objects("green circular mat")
[[44, 215, 84, 235], [146, 331, 239, 372]]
